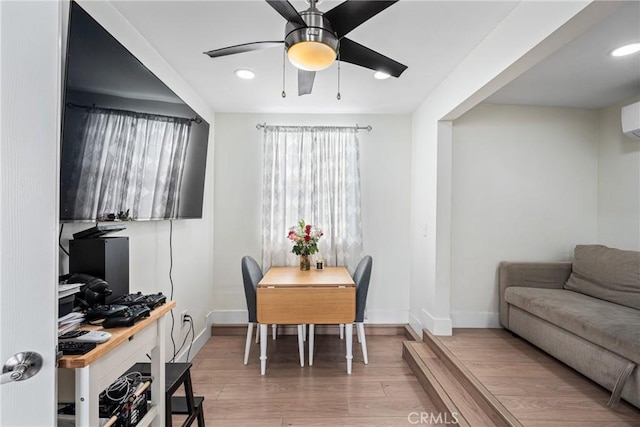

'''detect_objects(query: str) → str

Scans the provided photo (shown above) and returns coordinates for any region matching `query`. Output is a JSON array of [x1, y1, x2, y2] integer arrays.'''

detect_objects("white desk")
[[58, 301, 175, 426]]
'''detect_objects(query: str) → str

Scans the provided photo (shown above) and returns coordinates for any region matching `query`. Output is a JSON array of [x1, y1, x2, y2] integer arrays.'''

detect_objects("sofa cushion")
[[564, 245, 640, 310], [505, 287, 640, 364]]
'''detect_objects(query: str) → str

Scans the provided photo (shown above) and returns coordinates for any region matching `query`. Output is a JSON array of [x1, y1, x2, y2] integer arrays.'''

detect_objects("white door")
[[0, 1, 62, 425]]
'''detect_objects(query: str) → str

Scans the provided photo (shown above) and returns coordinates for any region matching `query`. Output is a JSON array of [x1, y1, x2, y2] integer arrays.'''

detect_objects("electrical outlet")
[[181, 310, 189, 327]]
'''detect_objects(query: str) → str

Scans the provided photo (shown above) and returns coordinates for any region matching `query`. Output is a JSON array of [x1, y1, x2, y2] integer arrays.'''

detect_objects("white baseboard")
[[422, 308, 452, 336], [408, 312, 423, 340], [363, 309, 409, 324], [211, 309, 409, 325], [451, 311, 501, 328]]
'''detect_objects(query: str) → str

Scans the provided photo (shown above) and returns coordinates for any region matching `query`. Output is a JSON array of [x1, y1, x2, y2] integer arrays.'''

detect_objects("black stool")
[[128, 362, 205, 427]]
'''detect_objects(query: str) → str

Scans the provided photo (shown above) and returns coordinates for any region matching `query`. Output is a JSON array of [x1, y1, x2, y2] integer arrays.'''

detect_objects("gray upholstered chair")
[[352, 255, 373, 364], [308, 256, 373, 365], [241, 256, 305, 366]]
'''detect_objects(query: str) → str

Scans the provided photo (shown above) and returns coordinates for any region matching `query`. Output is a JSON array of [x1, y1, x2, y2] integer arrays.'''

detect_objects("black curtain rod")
[[256, 122, 372, 131], [66, 102, 202, 124]]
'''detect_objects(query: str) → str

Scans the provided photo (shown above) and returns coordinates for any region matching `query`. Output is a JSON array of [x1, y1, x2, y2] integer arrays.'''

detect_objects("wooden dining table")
[[257, 266, 356, 375]]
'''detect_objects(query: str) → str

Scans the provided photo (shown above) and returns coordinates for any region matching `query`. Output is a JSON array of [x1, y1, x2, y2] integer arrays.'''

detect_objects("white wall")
[[450, 104, 599, 327], [59, 0, 216, 361], [597, 97, 640, 250], [409, 1, 611, 336], [213, 113, 412, 324]]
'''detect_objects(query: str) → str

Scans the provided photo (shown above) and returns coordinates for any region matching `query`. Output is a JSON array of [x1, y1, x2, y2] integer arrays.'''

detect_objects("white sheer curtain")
[[262, 125, 364, 274], [67, 108, 191, 220]]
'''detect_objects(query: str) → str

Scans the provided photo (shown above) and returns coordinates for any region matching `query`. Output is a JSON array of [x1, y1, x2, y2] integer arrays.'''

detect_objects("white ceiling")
[[485, 1, 640, 109], [111, 0, 518, 114], [110, 1, 640, 114]]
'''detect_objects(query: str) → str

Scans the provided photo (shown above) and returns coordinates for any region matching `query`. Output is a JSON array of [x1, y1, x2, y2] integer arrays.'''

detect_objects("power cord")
[[173, 314, 195, 362], [103, 371, 142, 405], [59, 223, 70, 257], [168, 219, 177, 362], [186, 315, 195, 362]]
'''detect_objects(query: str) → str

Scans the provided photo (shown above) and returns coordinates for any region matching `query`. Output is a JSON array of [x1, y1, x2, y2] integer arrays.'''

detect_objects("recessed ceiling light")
[[234, 69, 255, 80], [374, 71, 390, 80], [610, 42, 640, 57]]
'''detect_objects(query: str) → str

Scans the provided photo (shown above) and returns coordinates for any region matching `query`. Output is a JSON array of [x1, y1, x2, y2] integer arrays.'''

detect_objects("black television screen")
[[60, 2, 210, 222]]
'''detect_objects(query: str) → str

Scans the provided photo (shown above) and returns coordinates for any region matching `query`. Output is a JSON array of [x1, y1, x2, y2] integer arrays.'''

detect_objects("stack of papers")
[[58, 312, 85, 336], [58, 282, 83, 299]]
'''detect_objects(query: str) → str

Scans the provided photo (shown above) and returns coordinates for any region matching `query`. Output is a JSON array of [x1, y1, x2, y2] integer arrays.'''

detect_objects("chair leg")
[[297, 325, 305, 367], [272, 324, 277, 340], [244, 323, 254, 365], [260, 324, 268, 375], [357, 322, 368, 365], [255, 323, 260, 343], [339, 323, 344, 340], [309, 324, 315, 366], [196, 403, 205, 427], [356, 323, 362, 344]]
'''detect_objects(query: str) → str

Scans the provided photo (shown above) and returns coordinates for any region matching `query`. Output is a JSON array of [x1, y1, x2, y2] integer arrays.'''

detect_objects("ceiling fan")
[[203, 0, 408, 96]]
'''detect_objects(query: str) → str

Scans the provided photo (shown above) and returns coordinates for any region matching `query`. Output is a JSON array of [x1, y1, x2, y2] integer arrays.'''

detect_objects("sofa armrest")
[[499, 261, 573, 329]]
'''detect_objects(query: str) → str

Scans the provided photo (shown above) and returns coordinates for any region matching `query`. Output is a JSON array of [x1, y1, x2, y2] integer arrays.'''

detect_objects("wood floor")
[[171, 328, 640, 426], [437, 328, 640, 427], [174, 332, 440, 426]]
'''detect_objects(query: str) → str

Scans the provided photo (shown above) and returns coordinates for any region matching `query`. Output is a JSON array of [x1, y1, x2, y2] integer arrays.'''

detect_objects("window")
[[261, 126, 364, 273]]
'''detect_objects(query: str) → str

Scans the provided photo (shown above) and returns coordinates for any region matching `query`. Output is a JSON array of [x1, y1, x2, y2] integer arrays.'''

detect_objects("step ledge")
[[421, 329, 523, 427]]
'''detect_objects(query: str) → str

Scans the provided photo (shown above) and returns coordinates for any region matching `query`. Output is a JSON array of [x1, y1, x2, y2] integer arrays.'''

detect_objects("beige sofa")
[[499, 244, 640, 409]]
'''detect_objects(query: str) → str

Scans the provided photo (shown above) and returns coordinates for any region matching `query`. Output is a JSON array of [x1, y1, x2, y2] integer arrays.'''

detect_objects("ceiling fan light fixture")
[[288, 41, 336, 71], [374, 71, 390, 80]]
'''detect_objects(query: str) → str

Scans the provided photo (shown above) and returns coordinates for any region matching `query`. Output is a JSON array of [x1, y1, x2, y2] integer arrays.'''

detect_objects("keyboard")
[[58, 341, 97, 355]]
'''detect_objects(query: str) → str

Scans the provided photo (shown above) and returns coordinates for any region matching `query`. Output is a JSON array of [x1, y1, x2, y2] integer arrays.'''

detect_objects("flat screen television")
[[60, 2, 210, 222]]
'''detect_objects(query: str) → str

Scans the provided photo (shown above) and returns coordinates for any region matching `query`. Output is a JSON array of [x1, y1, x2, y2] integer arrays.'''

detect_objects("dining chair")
[[241, 256, 305, 366], [308, 256, 373, 365]]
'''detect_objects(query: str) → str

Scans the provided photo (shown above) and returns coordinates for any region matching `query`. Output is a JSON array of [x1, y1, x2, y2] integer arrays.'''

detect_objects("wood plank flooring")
[[437, 329, 640, 427], [174, 333, 443, 426]]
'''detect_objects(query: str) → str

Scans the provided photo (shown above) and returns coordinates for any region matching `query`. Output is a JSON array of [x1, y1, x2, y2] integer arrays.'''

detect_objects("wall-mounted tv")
[[60, 2, 210, 222]]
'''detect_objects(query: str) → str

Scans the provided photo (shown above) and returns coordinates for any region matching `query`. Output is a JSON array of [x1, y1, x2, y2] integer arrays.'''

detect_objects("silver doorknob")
[[1, 352, 43, 385]]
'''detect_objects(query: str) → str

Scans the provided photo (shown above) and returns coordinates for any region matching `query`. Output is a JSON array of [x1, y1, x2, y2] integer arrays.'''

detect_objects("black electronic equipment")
[[73, 224, 126, 240], [141, 293, 167, 309], [86, 304, 128, 321], [69, 237, 129, 305], [99, 372, 151, 427], [58, 341, 97, 355], [68, 273, 112, 308], [111, 292, 146, 306], [101, 305, 151, 329], [60, 2, 210, 222]]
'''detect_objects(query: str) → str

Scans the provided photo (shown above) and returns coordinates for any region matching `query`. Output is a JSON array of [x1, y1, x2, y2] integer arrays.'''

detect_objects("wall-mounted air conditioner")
[[621, 102, 640, 140]]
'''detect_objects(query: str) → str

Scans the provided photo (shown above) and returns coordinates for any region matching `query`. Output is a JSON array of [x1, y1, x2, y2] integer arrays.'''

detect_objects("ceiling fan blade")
[[298, 69, 315, 96], [204, 41, 284, 58], [338, 37, 407, 78], [265, 0, 307, 27], [324, 0, 398, 38]]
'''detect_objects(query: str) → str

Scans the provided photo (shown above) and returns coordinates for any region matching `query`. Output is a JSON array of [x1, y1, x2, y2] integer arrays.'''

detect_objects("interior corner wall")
[[409, 0, 605, 336], [60, 0, 216, 362], [212, 113, 412, 325], [597, 97, 640, 250], [450, 104, 599, 327]]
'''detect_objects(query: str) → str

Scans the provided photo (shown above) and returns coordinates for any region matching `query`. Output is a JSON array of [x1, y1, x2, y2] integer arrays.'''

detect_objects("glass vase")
[[299, 255, 311, 271]]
